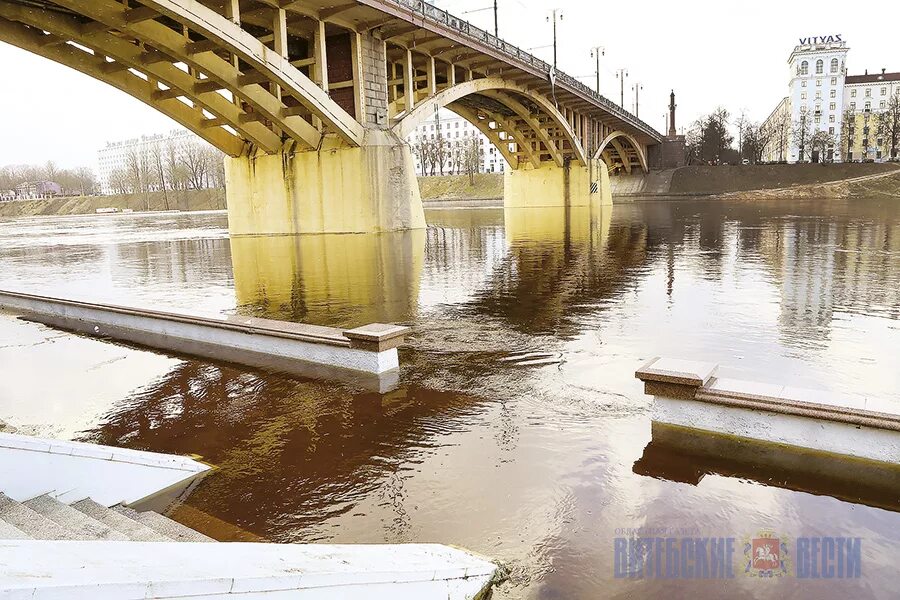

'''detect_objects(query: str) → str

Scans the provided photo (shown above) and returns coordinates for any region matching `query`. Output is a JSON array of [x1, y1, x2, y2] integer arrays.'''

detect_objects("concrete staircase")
[[0, 494, 213, 542]]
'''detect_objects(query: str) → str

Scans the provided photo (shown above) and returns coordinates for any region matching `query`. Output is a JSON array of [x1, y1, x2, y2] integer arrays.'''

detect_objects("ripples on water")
[[0, 198, 898, 598]]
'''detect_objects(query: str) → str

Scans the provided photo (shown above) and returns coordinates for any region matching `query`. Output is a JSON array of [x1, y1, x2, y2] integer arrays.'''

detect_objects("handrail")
[[384, 0, 662, 141]]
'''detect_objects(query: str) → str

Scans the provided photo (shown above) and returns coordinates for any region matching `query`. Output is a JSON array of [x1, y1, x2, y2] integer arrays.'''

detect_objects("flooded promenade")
[[1, 198, 899, 598]]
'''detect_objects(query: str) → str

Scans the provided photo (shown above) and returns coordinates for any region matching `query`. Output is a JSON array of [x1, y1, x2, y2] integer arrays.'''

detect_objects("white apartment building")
[[763, 35, 899, 163], [96, 129, 198, 194], [407, 109, 508, 176]]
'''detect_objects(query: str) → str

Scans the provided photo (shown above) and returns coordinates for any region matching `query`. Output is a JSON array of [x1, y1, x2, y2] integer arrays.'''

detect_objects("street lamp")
[[590, 46, 605, 94], [632, 82, 643, 117], [615, 68, 628, 108], [546, 9, 563, 71], [463, 1, 499, 38]]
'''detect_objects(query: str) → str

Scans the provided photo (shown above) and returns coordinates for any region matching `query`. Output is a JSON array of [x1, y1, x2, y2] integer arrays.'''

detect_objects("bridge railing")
[[390, 0, 661, 141]]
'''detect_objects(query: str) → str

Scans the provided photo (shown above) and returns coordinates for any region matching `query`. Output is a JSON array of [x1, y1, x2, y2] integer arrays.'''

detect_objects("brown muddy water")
[[0, 198, 899, 598]]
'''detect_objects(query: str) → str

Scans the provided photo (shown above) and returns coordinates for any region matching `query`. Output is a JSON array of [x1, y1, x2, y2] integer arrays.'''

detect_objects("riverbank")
[[3, 163, 897, 219], [611, 162, 900, 198], [0, 188, 225, 218], [418, 173, 503, 205], [723, 167, 900, 200]]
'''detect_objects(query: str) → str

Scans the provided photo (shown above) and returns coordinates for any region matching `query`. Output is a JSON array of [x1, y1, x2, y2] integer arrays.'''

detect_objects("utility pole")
[[547, 9, 563, 70], [493, 0, 498, 37], [632, 82, 643, 117], [590, 46, 604, 94], [463, 1, 499, 38], [615, 68, 628, 108]]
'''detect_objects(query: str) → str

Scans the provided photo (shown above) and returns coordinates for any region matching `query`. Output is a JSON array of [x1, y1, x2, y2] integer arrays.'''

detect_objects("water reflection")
[[1, 198, 899, 599], [82, 360, 487, 542], [230, 230, 425, 328], [634, 422, 900, 513]]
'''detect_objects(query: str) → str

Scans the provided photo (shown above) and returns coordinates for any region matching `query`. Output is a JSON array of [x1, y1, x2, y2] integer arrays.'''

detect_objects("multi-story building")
[[96, 129, 197, 194], [762, 36, 899, 163], [406, 109, 508, 176]]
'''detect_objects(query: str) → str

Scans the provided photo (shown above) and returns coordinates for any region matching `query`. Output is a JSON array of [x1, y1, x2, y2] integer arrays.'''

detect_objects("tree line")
[[1, 138, 226, 204], [0, 162, 97, 196], [413, 133, 484, 183], [687, 90, 900, 165], [107, 138, 225, 197]]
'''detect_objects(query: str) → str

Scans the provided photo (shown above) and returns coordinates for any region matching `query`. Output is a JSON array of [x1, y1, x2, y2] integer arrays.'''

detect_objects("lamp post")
[[546, 9, 563, 70], [590, 46, 605, 94], [463, 0, 499, 37], [615, 68, 628, 108], [632, 82, 643, 117]]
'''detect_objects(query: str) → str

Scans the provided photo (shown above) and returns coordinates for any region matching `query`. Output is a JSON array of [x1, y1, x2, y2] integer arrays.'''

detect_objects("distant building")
[[406, 109, 508, 175], [14, 181, 61, 199], [762, 36, 899, 163], [96, 129, 197, 195]]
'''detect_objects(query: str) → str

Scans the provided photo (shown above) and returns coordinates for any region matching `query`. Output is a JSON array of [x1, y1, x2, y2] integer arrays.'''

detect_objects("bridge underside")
[[0, 0, 659, 233]]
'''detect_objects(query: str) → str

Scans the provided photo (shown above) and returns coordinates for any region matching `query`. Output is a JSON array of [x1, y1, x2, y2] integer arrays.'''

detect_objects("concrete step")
[[24, 495, 128, 541], [71, 498, 173, 542], [114, 505, 216, 543], [0, 518, 32, 539], [0, 493, 79, 540]]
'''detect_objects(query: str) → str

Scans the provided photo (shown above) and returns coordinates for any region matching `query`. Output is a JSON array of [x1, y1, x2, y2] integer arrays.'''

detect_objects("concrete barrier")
[[0, 540, 498, 599], [0, 432, 210, 507], [0, 290, 410, 378], [636, 356, 900, 464]]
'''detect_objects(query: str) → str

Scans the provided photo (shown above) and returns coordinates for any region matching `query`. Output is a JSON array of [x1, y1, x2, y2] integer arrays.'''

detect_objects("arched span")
[[593, 131, 649, 174], [393, 77, 587, 167], [0, 0, 365, 154]]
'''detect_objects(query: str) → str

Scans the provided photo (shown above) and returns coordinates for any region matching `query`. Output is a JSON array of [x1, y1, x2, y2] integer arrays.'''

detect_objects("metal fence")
[[388, 0, 661, 139]]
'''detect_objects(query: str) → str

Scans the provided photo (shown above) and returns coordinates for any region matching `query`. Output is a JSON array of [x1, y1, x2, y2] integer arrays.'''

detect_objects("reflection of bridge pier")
[[231, 230, 425, 328], [0, 0, 660, 235]]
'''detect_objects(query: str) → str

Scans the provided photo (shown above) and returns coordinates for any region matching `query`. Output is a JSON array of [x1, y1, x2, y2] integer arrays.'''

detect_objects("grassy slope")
[[0, 188, 225, 218], [417, 173, 503, 200]]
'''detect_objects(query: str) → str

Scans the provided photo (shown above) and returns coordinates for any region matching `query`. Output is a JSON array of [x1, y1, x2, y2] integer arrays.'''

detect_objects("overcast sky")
[[1, 0, 898, 169]]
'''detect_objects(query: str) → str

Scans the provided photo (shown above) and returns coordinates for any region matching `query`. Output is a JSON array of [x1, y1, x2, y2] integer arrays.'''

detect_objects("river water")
[[1, 198, 898, 598]]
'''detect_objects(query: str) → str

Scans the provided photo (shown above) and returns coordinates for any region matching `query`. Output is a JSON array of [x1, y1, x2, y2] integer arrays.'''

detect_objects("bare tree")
[[413, 139, 430, 176], [41, 160, 60, 183], [124, 148, 153, 209], [876, 90, 900, 160], [764, 111, 791, 163], [792, 110, 814, 162], [73, 167, 97, 196], [743, 122, 774, 164], [164, 139, 187, 191], [840, 107, 857, 162], [150, 143, 170, 210], [434, 127, 447, 175], [734, 110, 749, 162], [810, 130, 836, 162], [108, 168, 131, 194], [179, 140, 210, 189], [461, 135, 480, 184]]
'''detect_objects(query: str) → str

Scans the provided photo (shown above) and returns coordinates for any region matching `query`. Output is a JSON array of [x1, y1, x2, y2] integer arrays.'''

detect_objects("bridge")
[[0, 0, 663, 234]]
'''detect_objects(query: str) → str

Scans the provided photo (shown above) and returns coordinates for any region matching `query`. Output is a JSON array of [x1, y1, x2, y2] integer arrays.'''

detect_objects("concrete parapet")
[[636, 356, 900, 464], [0, 290, 410, 378]]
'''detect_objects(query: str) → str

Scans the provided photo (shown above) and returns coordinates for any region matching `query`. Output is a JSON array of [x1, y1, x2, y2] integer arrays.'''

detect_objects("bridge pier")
[[504, 159, 612, 209], [225, 131, 425, 235]]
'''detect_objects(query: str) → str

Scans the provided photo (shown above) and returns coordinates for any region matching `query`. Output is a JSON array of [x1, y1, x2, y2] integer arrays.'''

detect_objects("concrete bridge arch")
[[392, 77, 588, 169], [594, 131, 649, 174]]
